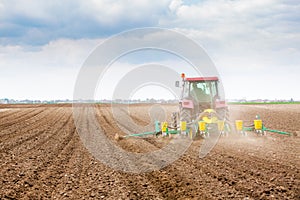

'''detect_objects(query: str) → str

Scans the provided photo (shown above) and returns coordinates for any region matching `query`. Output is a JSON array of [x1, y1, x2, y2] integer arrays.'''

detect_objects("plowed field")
[[0, 104, 299, 199]]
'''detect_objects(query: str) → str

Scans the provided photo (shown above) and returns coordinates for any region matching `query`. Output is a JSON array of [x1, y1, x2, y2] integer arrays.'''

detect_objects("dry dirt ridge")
[[0, 104, 299, 199]]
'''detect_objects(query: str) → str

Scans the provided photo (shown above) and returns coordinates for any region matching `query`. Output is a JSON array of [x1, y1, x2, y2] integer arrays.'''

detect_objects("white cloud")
[[169, 0, 183, 12], [162, 0, 300, 98], [0, 0, 299, 100], [0, 38, 103, 100], [1, 40, 88, 72], [82, 0, 170, 25], [0, 0, 173, 45]]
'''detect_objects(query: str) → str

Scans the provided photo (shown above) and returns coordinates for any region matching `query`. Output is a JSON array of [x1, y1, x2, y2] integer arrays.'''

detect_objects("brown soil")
[[0, 104, 299, 199]]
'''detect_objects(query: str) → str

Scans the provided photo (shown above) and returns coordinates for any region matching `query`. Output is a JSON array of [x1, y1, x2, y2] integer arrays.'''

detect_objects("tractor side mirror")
[[175, 81, 180, 87]]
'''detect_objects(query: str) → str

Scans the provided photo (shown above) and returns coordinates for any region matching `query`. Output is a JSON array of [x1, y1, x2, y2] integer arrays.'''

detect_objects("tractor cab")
[[177, 73, 226, 122], [182, 77, 219, 103]]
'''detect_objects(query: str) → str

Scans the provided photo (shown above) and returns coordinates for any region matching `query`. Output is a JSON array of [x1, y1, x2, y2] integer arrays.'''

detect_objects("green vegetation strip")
[[228, 101, 300, 105]]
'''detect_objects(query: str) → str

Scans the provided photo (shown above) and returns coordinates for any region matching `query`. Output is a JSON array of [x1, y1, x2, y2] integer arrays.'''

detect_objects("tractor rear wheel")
[[217, 108, 229, 121], [171, 112, 179, 129], [180, 107, 192, 123]]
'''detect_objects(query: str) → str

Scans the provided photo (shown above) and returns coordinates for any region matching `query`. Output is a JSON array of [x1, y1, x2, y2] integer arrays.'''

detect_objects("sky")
[[0, 0, 299, 100]]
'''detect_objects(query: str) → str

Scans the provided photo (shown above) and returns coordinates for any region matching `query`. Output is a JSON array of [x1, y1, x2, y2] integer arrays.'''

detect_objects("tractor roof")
[[185, 77, 219, 82]]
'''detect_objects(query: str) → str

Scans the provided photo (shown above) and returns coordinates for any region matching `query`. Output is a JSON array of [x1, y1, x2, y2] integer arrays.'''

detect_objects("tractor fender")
[[215, 100, 227, 108], [180, 99, 194, 109]]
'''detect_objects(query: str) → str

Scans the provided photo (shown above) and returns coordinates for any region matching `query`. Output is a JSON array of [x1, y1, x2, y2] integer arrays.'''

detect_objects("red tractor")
[[174, 73, 229, 135]]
